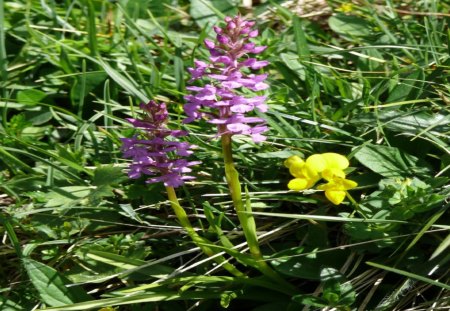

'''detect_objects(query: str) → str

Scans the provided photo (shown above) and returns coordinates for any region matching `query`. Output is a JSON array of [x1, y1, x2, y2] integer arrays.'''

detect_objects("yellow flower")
[[285, 153, 357, 205], [317, 176, 358, 205], [285, 155, 320, 191], [338, 3, 354, 13], [306, 153, 349, 173]]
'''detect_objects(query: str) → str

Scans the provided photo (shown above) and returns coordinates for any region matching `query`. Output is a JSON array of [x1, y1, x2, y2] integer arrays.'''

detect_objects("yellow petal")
[[302, 163, 320, 180], [306, 154, 327, 172], [325, 190, 347, 205], [306, 176, 321, 188], [316, 182, 332, 191], [284, 155, 304, 168], [288, 178, 310, 191], [289, 165, 305, 178], [342, 179, 358, 190], [321, 153, 349, 170], [322, 168, 346, 181]]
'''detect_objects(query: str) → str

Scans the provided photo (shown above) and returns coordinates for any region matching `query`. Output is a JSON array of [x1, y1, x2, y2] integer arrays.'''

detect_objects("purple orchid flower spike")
[[184, 15, 269, 143], [121, 100, 200, 188]]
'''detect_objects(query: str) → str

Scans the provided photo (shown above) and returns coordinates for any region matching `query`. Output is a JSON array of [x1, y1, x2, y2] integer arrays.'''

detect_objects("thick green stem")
[[165, 186, 244, 277], [220, 133, 297, 293], [221, 134, 261, 256]]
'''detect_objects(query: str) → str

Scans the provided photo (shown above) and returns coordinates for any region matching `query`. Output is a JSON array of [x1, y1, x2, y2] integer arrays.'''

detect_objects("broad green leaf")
[[280, 53, 305, 80], [354, 144, 428, 178], [328, 14, 371, 38], [292, 295, 328, 307], [17, 89, 47, 106], [387, 70, 423, 103], [24, 107, 53, 125], [190, 0, 236, 28], [92, 165, 126, 186], [321, 268, 355, 306], [43, 186, 92, 208], [23, 258, 91, 307], [271, 247, 349, 280], [351, 111, 450, 135]]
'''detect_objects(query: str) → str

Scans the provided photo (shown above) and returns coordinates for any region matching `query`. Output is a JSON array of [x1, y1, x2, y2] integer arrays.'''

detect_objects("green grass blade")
[[430, 233, 450, 260], [0, 0, 7, 98], [366, 261, 450, 290]]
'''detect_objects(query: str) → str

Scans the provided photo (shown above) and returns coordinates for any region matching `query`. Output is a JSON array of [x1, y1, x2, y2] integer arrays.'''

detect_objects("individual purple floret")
[[184, 15, 270, 143], [121, 100, 200, 188]]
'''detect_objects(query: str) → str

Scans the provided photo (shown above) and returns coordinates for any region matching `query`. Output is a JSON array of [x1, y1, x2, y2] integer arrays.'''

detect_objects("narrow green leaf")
[[293, 16, 310, 58], [247, 211, 407, 224], [99, 59, 149, 103], [77, 60, 86, 118], [0, 295, 24, 311], [0, 214, 22, 258], [83, 0, 99, 57], [404, 205, 447, 253], [430, 233, 450, 260], [0, 145, 34, 173], [366, 261, 450, 290], [39, 291, 221, 311], [0, 0, 7, 98], [84, 249, 174, 277]]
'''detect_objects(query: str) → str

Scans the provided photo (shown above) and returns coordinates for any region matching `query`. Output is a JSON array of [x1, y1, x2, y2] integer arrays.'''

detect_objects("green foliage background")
[[0, 0, 449, 310]]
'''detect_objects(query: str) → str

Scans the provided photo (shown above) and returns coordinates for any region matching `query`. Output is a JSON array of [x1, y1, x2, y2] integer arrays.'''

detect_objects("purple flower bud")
[[241, 58, 269, 69], [243, 42, 255, 51], [246, 21, 256, 27], [251, 46, 267, 54], [217, 34, 230, 45], [248, 30, 258, 38], [227, 21, 236, 30], [204, 39, 215, 49], [227, 123, 251, 133], [209, 55, 232, 65]]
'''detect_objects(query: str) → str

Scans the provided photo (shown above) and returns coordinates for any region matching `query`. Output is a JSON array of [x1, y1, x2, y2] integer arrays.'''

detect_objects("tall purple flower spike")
[[121, 100, 200, 188], [184, 15, 270, 143]]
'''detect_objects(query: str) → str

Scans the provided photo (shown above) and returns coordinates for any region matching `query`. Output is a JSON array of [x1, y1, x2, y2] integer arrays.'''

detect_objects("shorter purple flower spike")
[[121, 100, 200, 188], [184, 15, 270, 143]]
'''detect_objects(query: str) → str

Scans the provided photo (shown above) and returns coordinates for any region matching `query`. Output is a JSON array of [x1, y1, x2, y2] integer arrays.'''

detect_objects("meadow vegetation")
[[0, 0, 449, 310]]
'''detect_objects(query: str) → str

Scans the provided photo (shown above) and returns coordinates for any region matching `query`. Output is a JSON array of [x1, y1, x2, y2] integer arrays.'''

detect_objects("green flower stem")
[[220, 133, 297, 293], [166, 186, 245, 277], [346, 191, 368, 219]]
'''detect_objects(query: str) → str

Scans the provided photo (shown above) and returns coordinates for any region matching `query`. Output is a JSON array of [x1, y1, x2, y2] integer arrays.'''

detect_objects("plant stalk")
[[220, 133, 297, 293], [165, 186, 244, 277]]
